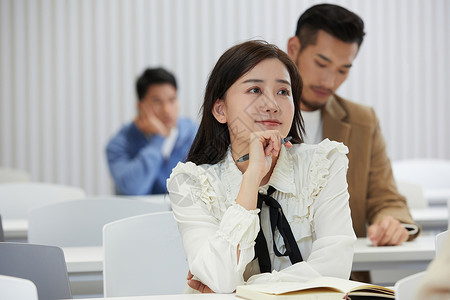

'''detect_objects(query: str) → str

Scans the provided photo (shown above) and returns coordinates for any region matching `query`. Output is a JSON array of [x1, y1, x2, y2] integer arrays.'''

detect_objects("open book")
[[236, 276, 394, 299]]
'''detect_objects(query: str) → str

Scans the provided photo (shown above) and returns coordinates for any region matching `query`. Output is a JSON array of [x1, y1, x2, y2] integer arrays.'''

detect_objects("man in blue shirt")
[[106, 67, 198, 195]]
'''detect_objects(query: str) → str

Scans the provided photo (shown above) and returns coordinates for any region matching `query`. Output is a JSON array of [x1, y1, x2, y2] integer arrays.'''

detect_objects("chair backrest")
[[0, 275, 39, 300], [392, 159, 450, 190], [28, 196, 170, 247], [0, 214, 4, 242], [103, 211, 188, 297], [394, 271, 427, 300], [0, 167, 31, 183], [0, 182, 85, 220], [435, 230, 448, 255], [396, 180, 427, 209], [0, 242, 72, 300]]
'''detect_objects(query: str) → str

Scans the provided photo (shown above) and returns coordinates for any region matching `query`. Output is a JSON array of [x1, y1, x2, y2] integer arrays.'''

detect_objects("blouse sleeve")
[[167, 162, 260, 293], [247, 141, 356, 284]]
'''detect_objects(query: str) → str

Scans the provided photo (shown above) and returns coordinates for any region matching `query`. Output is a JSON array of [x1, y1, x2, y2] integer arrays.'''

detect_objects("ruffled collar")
[[220, 145, 296, 201]]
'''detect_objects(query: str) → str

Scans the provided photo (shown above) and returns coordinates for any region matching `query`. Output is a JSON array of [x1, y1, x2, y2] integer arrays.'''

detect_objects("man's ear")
[[287, 36, 301, 60], [212, 99, 227, 124]]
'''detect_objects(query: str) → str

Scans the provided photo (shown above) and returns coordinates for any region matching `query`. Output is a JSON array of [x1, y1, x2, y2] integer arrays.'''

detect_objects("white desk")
[[63, 246, 104, 297], [352, 235, 435, 271], [63, 236, 436, 297], [424, 188, 450, 206], [2, 219, 27, 242], [411, 207, 448, 232], [4, 205, 436, 244], [2, 195, 171, 243]]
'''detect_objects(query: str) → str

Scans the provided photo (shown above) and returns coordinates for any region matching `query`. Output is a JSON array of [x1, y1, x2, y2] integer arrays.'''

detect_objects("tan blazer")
[[322, 95, 418, 239]]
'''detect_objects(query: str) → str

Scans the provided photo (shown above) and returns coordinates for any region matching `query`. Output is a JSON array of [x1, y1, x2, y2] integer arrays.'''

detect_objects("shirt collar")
[[221, 145, 296, 200]]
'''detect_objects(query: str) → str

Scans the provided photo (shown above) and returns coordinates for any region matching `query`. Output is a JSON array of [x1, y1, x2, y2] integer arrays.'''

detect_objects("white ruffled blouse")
[[167, 139, 356, 293]]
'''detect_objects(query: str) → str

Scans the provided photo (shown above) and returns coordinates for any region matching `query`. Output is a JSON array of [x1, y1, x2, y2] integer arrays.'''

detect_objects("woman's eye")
[[277, 89, 290, 96], [315, 61, 326, 68], [248, 87, 261, 94]]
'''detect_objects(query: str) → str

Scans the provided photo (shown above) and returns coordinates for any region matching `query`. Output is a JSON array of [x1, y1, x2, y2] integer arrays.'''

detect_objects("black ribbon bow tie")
[[254, 186, 303, 273]]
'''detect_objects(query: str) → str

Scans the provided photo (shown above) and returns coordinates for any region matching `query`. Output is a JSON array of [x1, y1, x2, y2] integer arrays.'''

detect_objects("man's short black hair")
[[295, 4, 365, 51], [136, 67, 177, 101]]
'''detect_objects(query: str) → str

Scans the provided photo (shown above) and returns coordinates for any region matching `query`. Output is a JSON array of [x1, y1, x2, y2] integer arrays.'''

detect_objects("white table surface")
[[424, 188, 450, 206], [6, 206, 446, 241], [410, 207, 448, 231], [4, 196, 446, 241], [2, 218, 27, 240], [59, 235, 439, 297], [63, 246, 103, 273], [63, 235, 437, 275], [352, 235, 435, 271], [2, 195, 172, 242]]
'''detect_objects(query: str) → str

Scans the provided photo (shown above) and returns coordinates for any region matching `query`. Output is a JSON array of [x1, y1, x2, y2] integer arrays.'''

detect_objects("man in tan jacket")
[[287, 4, 420, 282]]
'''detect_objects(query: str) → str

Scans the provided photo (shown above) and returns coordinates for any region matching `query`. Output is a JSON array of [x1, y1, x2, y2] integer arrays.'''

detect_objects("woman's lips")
[[256, 120, 281, 127]]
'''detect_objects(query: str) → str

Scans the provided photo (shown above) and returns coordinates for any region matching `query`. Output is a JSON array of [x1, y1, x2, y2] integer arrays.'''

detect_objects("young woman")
[[167, 40, 356, 293]]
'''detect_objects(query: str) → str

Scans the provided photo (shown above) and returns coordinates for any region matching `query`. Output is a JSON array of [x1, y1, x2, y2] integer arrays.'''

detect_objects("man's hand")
[[134, 103, 169, 136], [187, 270, 214, 293], [368, 215, 409, 246]]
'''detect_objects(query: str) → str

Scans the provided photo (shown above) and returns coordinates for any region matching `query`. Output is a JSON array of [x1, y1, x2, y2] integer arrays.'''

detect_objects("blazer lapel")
[[322, 95, 351, 145]]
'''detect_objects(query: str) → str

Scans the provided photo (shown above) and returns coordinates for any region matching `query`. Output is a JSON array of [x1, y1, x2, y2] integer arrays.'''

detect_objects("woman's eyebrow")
[[277, 79, 291, 85], [242, 79, 291, 85], [242, 79, 264, 84]]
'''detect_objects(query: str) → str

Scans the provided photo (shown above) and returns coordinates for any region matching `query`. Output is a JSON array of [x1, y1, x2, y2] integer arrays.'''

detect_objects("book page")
[[237, 276, 394, 295], [237, 280, 343, 295]]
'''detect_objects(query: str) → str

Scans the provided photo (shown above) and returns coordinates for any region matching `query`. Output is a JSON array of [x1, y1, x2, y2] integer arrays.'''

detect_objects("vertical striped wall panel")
[[1, 0, 449, 195]]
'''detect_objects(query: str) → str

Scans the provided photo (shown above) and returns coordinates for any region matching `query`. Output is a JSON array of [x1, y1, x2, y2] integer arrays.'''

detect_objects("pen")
[[236, 136, 292, 163]]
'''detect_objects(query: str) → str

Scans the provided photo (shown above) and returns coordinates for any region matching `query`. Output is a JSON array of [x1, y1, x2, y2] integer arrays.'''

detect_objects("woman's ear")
[[212, 99, 227, 124], [287, 36, 301, 60]]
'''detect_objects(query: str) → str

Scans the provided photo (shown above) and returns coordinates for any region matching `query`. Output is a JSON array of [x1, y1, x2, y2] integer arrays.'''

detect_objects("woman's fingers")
[[255, 130, 281, 157]]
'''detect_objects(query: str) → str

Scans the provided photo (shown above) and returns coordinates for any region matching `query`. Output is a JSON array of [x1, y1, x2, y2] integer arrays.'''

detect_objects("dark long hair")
[[187, 40, 304, 165]]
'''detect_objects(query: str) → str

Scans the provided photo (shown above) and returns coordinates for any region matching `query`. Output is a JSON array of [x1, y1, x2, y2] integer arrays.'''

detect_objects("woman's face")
[[213, 58, 295, 148]]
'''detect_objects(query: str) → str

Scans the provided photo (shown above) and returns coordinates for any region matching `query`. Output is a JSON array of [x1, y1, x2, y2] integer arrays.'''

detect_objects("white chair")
[[394, 271, 427, 300], [103, 211, 188, 297], [0, 167, 31, 183], [0, 275, 38, 300], [392, 159, 450, 190], [28, 196, 170, 247], [0, 182, 85, 220], [435, 230, 448, 255], [396, 180, 427, 209]]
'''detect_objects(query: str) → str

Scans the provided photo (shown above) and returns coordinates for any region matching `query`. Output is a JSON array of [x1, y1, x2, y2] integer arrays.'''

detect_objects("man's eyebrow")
[[317, 53, 352, 68]]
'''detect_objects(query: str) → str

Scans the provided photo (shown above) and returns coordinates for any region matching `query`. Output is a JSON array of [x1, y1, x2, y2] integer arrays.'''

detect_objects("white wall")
[[1, 0, 449, 195]]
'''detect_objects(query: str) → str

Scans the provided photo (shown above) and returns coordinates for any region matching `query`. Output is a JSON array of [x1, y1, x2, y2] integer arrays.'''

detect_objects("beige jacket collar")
[[322, 95, 351, 146]]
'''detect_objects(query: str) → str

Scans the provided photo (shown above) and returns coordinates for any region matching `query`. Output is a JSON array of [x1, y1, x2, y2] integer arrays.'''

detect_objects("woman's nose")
[[259, 93, 279, 113]]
